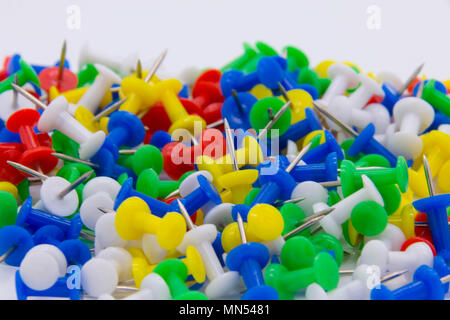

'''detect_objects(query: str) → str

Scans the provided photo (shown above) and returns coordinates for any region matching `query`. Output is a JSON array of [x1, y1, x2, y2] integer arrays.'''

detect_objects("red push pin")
[[6, 109, 58, 174], [191, 69, 224, 109], [38, 41, 78, 93], [0, 143, 26, 184]]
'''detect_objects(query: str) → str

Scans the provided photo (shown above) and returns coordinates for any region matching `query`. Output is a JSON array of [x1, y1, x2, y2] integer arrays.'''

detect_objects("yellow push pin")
[[115, 196, 187, 250], [155, 79, 206, 135], [180, 246, 206, 284], [246, 203, 284, 242], [388, 204, 416, 239]]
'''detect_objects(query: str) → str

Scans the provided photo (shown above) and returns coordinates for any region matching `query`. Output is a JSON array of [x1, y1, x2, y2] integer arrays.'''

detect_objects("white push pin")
[[78, 44, 137, 77], [94, 212, 127, 255], [80, 177, 121, 230], [364, 223, 406, 251], [356, 103, 391, 134], [290, 181, 329, 216], [387, 97, 435, 159], [357, 239, 434, 279], [38, 96, 106, 159], [7, 161, 85, 217], [319, 175, 384, 239], [306, 264, 406, 300], [68, 64, 121, 115], [176, 200, 241, 299], [332, 73, 385, 111], [81, 247, 133, 298], [19, 244, 67, 291], [319, 63, 359, 104]]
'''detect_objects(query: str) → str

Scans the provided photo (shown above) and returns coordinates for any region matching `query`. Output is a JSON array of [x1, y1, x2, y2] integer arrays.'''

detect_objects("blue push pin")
[[33, 225, 65, 245], [221, 91, 256, 131], [290, 152, 338, 183], [371, 265, 449, 300], [114, 177, 172, 216], [433, 256, 450, 293], [15, 197, 89, 240], [231, 204, 250, 222], [302, 129, 344, 164], [250, 143, 310, 206], [220, 70, 260, 98], [170, 175, 222, 216], [425, 112, 450, 133], [15, 271, 82, 300], [58, 239, 92, 265], [225, 213, 279, 300], [413, 156, 450, 261], [102, 111, 146, 161], [91, 148, 136, 180], [258, 56, 318, 99], [31, 225, 91, 265], [278, 107, 322, 150], [0, 225, 34, 266], [149, 130, 173, 150]]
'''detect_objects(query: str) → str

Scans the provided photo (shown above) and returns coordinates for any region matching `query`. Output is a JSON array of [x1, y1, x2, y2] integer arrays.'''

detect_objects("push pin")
[[39, 41, 78, 93], [7, 161, 88, 217], [225, 213, 279, 300], [413, 155, 450, 261]]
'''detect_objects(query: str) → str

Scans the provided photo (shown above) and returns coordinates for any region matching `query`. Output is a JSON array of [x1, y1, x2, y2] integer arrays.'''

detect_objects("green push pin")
[[0, 191, 18, 228], [279, 203, 306, 236], [118, 145, 163, 176], [339, 156, 408, 197], [377, 184, 401, 215], [241, 41, 278, 73], [351, 200, 388, 236], [0, 59, 40, 94], [310, 233, 344, 267], [221, 43, 258, 72], [422, 79, 450, 117], [153, 259, 209, 300], [250, 97, 291, 138], [283, 46, 309, 72], [136, 168, 185, 199], [265, 252, 339, 300], [355, 154, 390, 168], [52, 130, 80, 159], [280, 236, 316, 270], [77, 63, 98, 88]]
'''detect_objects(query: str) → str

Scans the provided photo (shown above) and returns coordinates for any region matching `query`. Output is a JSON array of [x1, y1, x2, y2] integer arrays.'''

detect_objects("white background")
[[0, 0, 449, 80], [0, 0, 449, 300]]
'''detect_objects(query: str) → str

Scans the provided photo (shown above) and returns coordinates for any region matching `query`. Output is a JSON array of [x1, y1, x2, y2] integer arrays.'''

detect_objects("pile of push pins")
[[0, 40, 449, 300]]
